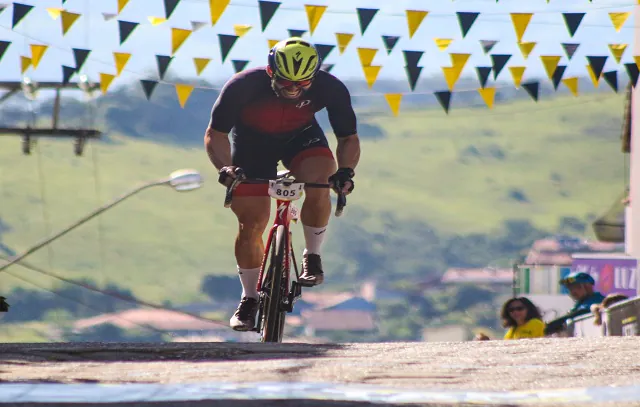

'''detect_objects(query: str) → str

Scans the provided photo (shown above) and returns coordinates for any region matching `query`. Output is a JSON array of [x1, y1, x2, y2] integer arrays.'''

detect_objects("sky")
[[0, 0, 636, 97]]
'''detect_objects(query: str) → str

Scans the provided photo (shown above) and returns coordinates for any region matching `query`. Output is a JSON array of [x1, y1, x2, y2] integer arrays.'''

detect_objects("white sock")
[[303, 224, 328, 255], [238, 267, 260, 299]]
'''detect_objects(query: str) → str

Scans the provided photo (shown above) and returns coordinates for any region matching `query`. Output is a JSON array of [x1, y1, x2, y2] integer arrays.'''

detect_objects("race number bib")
[[268, 181, 304, 201]]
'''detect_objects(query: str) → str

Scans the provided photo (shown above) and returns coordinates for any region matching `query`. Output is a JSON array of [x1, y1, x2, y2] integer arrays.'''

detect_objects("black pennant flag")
[[62, 65, 76, 85], [405, 65, 422, 91], [0, 41, 10, 63], [587, 56, 608, 80], [0, 4, 7, 15], [402, 50, 423, 68], [156, 55, 174, 80], [118, 21, 139, 45], [356, 8, 378, 35], [382, 35, 400, 55], [522, 81, 539, 102], [603, 71, 618, 93], [490, 54, 511, 79], [434, 91, 452, 114], [561, 43, 579, 60], [480, 40, 498, 54], [218, 34, 239, 63], [72, 48, 91, 71], [476, 66, 492, 88], [562, 13, 585, 37], [625, 63, 639, 88], [232, 60, 249, 73], [288, 28, 306, 38], [321, 64, 334, 73], [12, 3, 33, 29], [552, 65, 567, 90], [457, 12, 479, 38], [259, 1, 281, 31], [140, 80, 158, 100], [314, 44, 335, 61], [164, 0, 180, 19]]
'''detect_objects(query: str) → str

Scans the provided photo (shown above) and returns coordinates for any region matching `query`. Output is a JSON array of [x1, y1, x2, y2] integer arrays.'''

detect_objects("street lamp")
[[0, 168, 203, 275]]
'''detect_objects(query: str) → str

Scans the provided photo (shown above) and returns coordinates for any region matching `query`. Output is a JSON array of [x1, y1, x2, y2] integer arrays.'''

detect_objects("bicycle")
[[223, 170, 347, 343]]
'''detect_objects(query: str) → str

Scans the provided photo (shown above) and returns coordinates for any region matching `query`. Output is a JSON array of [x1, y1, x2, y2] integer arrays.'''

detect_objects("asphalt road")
[[1, 337, 640, 406]]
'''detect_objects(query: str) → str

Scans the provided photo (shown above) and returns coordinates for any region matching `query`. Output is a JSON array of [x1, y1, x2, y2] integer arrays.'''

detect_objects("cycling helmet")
[[268, 37, 321, 82], [560, 272, 595, 286]]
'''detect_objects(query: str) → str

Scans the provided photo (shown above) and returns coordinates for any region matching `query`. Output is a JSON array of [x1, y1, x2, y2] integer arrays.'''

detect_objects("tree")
[[200, 275, 242, 302]]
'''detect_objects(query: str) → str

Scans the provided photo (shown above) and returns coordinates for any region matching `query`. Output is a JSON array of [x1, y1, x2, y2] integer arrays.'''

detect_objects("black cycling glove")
[[218, 166, 245, 187], [329, 167, 355, 193]]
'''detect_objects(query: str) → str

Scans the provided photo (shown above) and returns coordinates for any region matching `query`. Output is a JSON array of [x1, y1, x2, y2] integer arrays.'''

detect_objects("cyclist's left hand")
[[329, 168, 355, 195]]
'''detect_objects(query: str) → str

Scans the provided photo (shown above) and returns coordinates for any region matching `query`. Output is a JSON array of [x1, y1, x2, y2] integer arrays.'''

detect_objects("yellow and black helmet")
[[268, 37, 321, 81]]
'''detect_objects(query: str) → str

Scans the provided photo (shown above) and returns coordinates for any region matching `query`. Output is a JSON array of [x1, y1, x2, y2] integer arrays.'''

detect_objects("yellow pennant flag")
[[442, 66, 461, 91], [305, 5, 327, 35], [510, 13, 533, 43], [608, 43, 627, 63], [234, 24, 252, 38], [406, 10, 428, 38], [193, 57, 211, 75], [117, 0, 130, 14], [609, 12, 630, 32], [46, 7, 63, 20], [30, 45, 48, 69], [61, 11, 81, 36], [586, 64, 600, 88], [518, 41, 536, 60], [148, 16, 167, 25], [635, 56, 640, 70], [176, 84, 195, 108], [434, 38, 453, 51], [113, 52, 131, 76], [267, 39, 280, 49], [508, 66, 526, 88], [210, 0, 230, 25], [477, 87, 496, 109], [335, 33, 354, 54], [540, 55, 561, 80], [357, 47, 378, 67], [384, 94, 402, 117], [172, 28, 192, 55], [562, 77, 579, 96], [450, 53, 470, 71], [100, 73, 116, 94], [362, 66, 381, 89], [20, 56, 31, 74]]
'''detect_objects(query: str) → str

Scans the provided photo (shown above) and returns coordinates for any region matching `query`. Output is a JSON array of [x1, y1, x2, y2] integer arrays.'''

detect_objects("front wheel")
[[261, 225, 288, 343]]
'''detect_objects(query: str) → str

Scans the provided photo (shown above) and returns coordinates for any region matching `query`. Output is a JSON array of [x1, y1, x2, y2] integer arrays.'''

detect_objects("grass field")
[[0, 91, 628, 304]]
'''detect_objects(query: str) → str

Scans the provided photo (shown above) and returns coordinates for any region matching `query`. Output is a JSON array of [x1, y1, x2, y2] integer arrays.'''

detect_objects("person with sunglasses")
[[204, 37, 361, 331], [501, 297, 545, 340]]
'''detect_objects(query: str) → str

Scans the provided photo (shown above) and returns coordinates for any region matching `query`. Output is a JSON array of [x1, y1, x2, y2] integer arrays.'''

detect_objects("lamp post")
[[0, 168, 204, 276]]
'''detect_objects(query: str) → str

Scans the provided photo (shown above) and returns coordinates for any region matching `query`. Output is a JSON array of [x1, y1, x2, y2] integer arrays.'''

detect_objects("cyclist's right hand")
[[218, 166, 245, 187]]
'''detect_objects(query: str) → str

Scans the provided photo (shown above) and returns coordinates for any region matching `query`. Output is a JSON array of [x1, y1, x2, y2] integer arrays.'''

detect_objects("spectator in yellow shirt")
[[501, 297, 545, 340]]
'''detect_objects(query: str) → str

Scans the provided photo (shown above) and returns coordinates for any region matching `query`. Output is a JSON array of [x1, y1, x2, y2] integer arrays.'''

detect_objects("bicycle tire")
[[261, 225, 287, 343]]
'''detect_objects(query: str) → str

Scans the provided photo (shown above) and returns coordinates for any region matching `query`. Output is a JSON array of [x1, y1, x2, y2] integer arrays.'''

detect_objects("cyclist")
[[204, 37, 361, 331]]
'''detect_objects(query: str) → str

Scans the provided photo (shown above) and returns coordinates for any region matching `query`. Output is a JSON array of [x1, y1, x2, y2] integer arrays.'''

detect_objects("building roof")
[[440, 268, 512, 284], [73, 308, 225, 332], [300, 310, 376, 331]]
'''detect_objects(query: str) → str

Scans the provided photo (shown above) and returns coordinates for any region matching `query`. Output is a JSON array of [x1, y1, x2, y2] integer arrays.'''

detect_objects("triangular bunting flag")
[[102, 13, 117, 21], [47, 7, 62, 20], [603, 71, 618, 92], [586, 64, 600, 88], [540, 55, 561, 80], [434, 91, 452, 114], [234, 24, 252, 38], [193, 57, 211, 75], [191, 21, 207, 31], [175, 84, 195, 108], [477, 87, 496, 109], [442, 67, 461, 91], [117, 0, 130, 14], [551, 65, 566, 90], [561, 43, 579, 60], [476, 66, 491, 88], [118, 20, 139, 45], [62, 65, 76, 85], [100, 73, 116, 95], [20, 56, 31, 74], [358, 47, 378, 67], [288, 29, 306, 38], [156, 55, 174, 79], [336, 33, 354, 54], [587, 56, 608, 79], [510, 13, 533, 43], [457, 12, 479, 38], [73, 48, 90, 71], [60, 11, 80, 35], [172, 28, 192, 55], [562, 13, 584, 37], [149, 17, 167, 25], [305, 5, 327, 35], [608, 44, 627, 64], [405, 65, 422, 91], [267, 39, 280, 49], [362, 65, 381, 89], [259, 1, 280, 31], [562, 77, 578, 96], [518, 42, 536, 60], [356, 8, 378, 35], [490, 54, 511, 79], [315, 44, 335, 61], [382, 36, 400, 55], [320, 63, 334, 73], [624, 63, 639, 87], [480, 40, 497, 54], [30, 45, 48, 69], [509, 66, 526, 88], [384, 94, 402, 117], [218, 34, 238, 62], [435, 38, 453, 52], [113, 52, 131, 76], [403, 50, 423, 68], [140, 79, 158, 100], [522, 81, 539, 102], [12, 3, 33, 28], [450, 53, 470, 71], [0, 4, 6, 15], [0, 41, 9, 63], [164, 0, 180, 19], [210, 0, 230, 25], [609, 12, 630, 33], [635, 56, 640, 71], [232, 60, 249, 73], [406, 10, 428, 38]]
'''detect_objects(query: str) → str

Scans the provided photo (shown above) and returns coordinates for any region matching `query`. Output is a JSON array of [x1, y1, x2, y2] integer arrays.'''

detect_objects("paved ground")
[[1, 337, 640, 406]]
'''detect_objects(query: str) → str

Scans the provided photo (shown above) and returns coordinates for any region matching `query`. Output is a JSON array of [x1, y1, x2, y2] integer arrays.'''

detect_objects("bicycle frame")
[[257, 199, 295, 294]]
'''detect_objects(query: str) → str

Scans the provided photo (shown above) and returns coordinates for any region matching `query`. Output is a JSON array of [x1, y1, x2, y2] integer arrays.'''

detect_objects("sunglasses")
[[508, 306, 526, 313], [274, 77, 313, 88]]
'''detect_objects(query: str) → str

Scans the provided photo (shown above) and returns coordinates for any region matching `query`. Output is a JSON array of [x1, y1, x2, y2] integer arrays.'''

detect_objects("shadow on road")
[[0, 402, 495, 407]]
